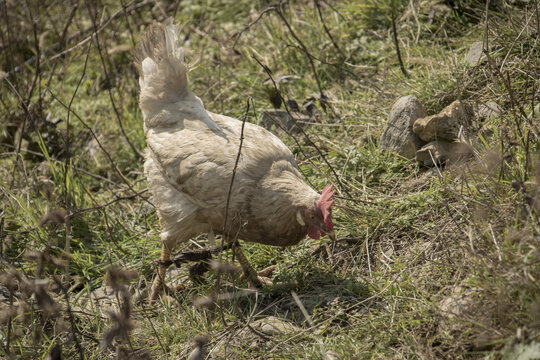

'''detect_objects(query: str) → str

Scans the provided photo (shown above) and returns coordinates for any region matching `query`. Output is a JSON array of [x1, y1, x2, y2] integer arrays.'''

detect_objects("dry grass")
[[1, 0, 539, 359]]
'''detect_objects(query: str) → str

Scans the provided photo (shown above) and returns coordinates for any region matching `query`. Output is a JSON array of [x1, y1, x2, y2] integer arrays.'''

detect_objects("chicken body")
[[145, 106, 319, 249], [135, 24, 334, 299]]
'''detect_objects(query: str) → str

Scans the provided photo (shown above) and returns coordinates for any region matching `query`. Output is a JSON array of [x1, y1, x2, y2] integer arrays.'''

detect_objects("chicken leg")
[[233, 244, 273, 286], [150, 243, 172, 302]]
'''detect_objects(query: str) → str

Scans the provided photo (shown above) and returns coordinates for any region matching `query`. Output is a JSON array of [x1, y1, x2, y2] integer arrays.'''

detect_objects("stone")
[[438, 286, 480, 333], [416, 140, 473, 167], [502, 342, 540, 360], [254, 316, 301, 336], [476, 101, 501, 121], [75, 286, 121, 316], [211, 315, 303, 358], [324, 351, 341, 360], [413, 100, 474, 142], [465, 41, 485, 66], [380, 95, 427, 159], [439, 286, 475, 319], [260, 109, 310, 134]]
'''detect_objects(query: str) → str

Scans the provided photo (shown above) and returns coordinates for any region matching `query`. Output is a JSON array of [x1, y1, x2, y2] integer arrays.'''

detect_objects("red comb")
[[316, 184, 335, 229]]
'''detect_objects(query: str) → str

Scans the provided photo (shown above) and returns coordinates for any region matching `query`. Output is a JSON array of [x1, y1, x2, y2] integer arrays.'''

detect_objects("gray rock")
[[465, 41, 485, 66], [260, 109, 310, 134], [75, 286, 121, 316], [438, 286, 479, 333], [502, 342, 540, 360], [413, 100, 474, 142], [416, 140, 473, 167], [380, 95, 427, 159], [476, 101, 501, 121], [83, 136, 103, 159], [211, 315, 302, 359], [324, 351, 341, 360], [439, 286, 475, 319], [254, 316, 301, 336]]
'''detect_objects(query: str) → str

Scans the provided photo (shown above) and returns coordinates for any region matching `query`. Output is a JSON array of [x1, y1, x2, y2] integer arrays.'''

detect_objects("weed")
[[1, 0, 539, 359]]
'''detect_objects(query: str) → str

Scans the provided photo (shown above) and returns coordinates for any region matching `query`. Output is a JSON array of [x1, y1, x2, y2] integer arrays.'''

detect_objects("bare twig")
[[139, 303, 167, 355], [4, 0, 154, 79], [53, 276, 85, 360], [482, 3, 533, 179], [62, 34, 92, 360], [232, 2, 355, 80], [46, 89, 151, 205], [84, 0, 143, 160], [222, 99, 250, 235], [253, 55, 360, 206], [0, 142, 129, 188], [314, 0, 344, 58], [23, 4, 41, 107], [1, 0, 20, 91], [45, 1, 80, 89], [4, 277, 13, 355], [120, 0, 137, 46], [231, 6, 275, 49], [216, 98, 251, 325], [391, 0, 408, 77], [69, 189, 149, 218], [274, 3, 326, 99]]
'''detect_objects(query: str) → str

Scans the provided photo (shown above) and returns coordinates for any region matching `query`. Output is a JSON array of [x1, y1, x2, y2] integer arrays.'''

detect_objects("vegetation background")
[[1, 0, 539, 358]]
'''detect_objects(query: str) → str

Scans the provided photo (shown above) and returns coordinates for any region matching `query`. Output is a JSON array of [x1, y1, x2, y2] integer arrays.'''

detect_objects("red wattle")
[[324, 218, 334, 231], [307, 226, 321, 239]]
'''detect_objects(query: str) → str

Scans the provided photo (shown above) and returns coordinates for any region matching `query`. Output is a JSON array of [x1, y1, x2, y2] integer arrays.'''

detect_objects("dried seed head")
[[38, 208, 66, 227], [193, 294, 216, 310], [193, 334, 209, 346], [105, 265, 138, 295], [209, 260, 241, 274]]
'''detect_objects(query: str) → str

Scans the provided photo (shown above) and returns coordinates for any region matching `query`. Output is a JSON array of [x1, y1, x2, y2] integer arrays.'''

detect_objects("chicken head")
[[296, 184, 336, 241]]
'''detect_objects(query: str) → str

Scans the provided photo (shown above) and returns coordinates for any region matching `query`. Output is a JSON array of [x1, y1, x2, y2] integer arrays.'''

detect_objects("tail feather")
[[134, 24, 189, 118]]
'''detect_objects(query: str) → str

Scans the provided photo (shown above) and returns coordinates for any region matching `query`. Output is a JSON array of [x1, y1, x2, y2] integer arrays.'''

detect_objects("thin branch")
[[252, 55, 360, 206], [139, 304, 167, 355], [231, 6, 275, 49], [84, 0, 143, 160], [24, 4, 41, 106], [63, 35, 92, 360], [314, 0, 344, 58], [69, 189, 149, 218], [45, 1, 80, 89], [52, 276, 86, 360], [4, 79, 33, 186], [274, 4, 326, 99], [4, 0, 154, 79], [0, 143, 129, 188], [391, 0, 408, 77], [221, 99, 250, 237], [216, 98, 251, 325], [46, 89, 151, 206]]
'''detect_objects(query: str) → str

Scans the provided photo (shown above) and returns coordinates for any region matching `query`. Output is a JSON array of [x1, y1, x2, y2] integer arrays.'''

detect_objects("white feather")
[[296, 210, 306, 226]]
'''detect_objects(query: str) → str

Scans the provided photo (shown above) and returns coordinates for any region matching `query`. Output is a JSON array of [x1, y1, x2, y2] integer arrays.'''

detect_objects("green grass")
[[1, 0, 540, 359]]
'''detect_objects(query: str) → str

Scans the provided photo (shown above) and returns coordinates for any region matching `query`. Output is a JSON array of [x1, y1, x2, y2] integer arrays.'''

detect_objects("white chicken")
[[134, 24, 336, 300]]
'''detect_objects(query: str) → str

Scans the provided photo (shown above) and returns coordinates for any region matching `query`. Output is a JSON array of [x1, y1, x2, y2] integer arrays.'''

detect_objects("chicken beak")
[[327, 230, 336, 241]]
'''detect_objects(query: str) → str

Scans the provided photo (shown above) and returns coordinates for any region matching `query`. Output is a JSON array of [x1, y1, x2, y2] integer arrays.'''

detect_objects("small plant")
[[1, 0, 538, 358]]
